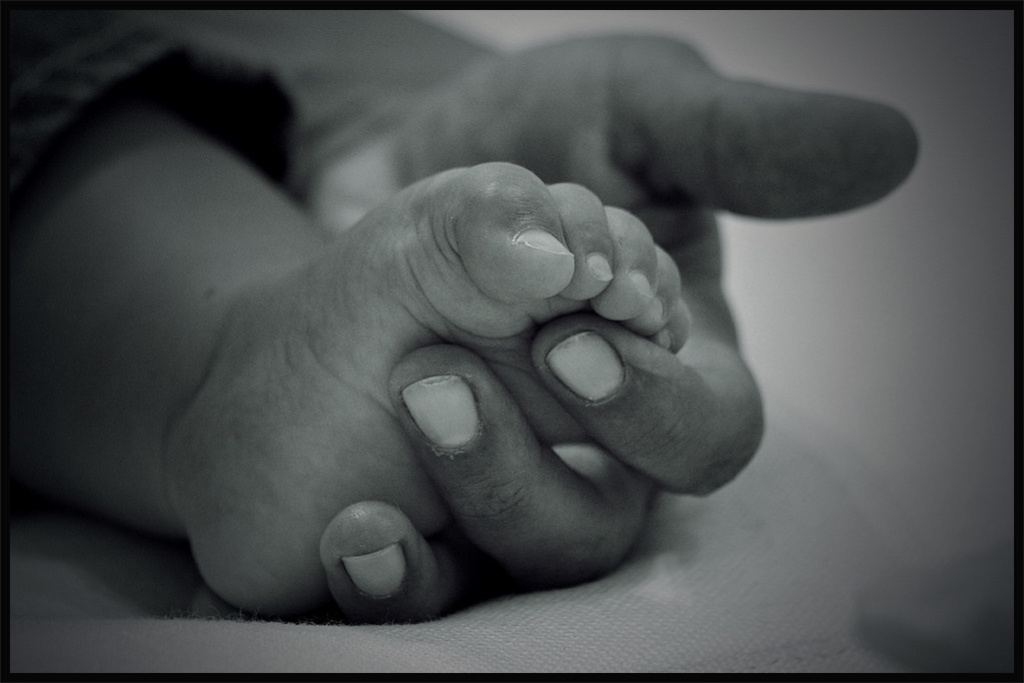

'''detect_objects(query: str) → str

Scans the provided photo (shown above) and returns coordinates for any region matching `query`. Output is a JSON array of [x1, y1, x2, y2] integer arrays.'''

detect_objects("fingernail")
[[341, 543, 405, 598], [546, 332, 624, 401], [586, 253, 614, 282], [629, 271, 654, 299], [513, 228, 573, 257], [402, 375, 479, 448]]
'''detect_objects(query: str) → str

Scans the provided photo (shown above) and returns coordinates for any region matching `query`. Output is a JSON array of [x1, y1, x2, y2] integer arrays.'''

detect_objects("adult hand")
[[313, 34, 918, 623]]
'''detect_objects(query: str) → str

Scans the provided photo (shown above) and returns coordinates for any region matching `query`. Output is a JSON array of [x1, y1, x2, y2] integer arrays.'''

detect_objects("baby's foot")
[[164, 162, 687, 616]]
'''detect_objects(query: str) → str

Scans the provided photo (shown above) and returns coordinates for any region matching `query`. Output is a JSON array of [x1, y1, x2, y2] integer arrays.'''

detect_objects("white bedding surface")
[[10, 402, 905, 673], [8, 10, 1014, 675]]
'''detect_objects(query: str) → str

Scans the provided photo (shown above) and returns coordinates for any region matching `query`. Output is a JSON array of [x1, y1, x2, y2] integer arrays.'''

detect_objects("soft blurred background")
[[413, 8, 1014, 574]]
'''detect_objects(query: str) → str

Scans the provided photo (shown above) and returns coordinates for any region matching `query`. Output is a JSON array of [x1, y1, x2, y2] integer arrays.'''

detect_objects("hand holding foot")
[[12, 28, 919, 626], [166, 161, 685, 616], [310, 33, 919, 623], [312, 33, 918, 495]]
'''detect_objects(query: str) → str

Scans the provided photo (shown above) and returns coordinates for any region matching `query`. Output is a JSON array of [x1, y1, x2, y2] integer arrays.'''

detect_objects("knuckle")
[[448, 471, 531, 523]]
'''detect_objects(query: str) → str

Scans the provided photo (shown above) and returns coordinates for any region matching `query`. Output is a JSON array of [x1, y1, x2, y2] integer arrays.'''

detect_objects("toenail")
[[513, 228, 573, 256], [628, 271, 655, 299], [586, 253, 614, 282], [341, 543, 406, 598], [546, 332, 624, 402], [402, 375, 479, 448]]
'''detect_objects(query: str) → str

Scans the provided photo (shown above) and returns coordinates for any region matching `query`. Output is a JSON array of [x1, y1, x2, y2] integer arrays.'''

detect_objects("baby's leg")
[[11, 88, 684, 618], [11, 94, 329, 541]]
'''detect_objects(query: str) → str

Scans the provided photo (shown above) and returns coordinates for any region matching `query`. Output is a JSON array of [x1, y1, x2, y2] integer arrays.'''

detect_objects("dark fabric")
[[125, 53, 291, 182], [8, 9, 291, 202]]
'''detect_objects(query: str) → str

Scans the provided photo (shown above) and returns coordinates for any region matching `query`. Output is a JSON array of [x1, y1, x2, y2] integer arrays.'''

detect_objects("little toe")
[[590, 207, 659, 321], [548, 183, 616, 301], [622, 245, 682, 338], [651, 296, 691, 354]]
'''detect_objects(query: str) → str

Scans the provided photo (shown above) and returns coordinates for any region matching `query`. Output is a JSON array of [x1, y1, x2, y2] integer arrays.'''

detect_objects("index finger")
[[610, 37, 919, 217], [389, 343, 656, 590], [533, 313, 763, 495]]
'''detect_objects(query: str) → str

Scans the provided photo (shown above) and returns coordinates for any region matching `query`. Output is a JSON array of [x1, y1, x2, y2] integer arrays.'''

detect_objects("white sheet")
[[10, 399, 905, 673]]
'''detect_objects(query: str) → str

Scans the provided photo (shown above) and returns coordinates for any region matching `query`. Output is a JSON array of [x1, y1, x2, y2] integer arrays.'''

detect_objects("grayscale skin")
[[11, 14, 917, 622]]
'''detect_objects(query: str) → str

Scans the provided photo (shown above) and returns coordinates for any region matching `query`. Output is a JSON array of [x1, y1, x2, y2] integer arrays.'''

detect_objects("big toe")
[[427, 162, 577, 305]]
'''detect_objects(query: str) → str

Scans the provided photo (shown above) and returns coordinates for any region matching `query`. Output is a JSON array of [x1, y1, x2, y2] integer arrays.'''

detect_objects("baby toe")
[[441, 162, 575, 305], [590, 207, 659, 321], [548, 183, 616, 301], [622, 245, 682, 338]]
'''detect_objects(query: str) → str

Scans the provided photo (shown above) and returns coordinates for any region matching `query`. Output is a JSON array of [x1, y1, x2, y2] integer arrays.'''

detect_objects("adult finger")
[[608, 36, 919, 217], [388, 344, 656, 591], [319, 500, 504, 624], [533, 313, 763, 495]]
